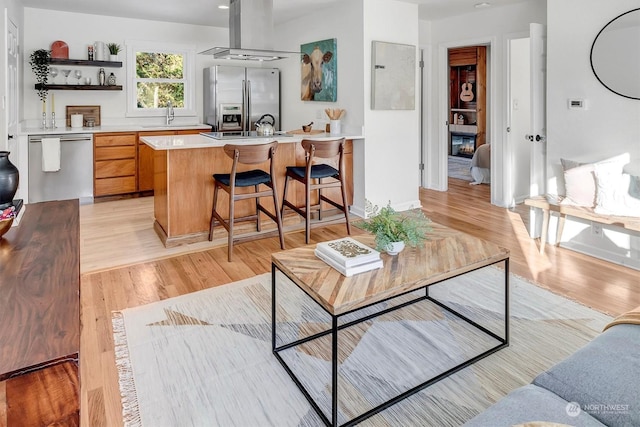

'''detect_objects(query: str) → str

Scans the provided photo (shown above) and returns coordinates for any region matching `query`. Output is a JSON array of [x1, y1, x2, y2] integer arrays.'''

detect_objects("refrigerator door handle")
[[242, 79, 247, 131], [246, 79, 252, 131]]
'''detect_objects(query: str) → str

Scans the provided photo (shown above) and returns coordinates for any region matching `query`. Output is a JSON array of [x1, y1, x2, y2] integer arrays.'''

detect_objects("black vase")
[[0, 151, 19, 209]]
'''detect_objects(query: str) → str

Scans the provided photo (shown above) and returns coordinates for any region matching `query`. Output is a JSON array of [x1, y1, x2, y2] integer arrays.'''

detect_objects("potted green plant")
[[357, 201, 432, 255], [107, 43, 121, 61], [29, 49, 50, 101]]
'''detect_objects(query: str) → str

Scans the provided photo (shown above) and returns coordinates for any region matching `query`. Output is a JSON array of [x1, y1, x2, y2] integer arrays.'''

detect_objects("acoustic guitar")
[[460, 82, 474, 102]]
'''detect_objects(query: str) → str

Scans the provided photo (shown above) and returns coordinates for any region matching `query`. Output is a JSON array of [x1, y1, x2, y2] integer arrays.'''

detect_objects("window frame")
[[125, 40, 196, 118]]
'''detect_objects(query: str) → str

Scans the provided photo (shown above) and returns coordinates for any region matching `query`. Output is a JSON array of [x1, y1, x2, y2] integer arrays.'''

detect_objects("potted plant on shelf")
[[357, 201, 432, 255], [29, 49, 51, 101], [107, 43, 121, 61]]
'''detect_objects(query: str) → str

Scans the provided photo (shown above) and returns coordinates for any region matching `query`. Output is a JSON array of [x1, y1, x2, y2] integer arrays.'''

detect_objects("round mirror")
[[590, 8, 640, 100]]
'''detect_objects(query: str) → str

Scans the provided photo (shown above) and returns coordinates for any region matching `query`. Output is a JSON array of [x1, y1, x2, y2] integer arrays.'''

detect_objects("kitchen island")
[[140, 132, 363, 247]]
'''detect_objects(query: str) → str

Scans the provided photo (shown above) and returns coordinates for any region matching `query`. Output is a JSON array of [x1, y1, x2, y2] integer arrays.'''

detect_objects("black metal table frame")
[[272, 258, 509, 427]]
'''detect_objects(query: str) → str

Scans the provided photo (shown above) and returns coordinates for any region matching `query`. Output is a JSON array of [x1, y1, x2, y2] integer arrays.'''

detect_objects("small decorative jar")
[[107, 72, 116, 86]]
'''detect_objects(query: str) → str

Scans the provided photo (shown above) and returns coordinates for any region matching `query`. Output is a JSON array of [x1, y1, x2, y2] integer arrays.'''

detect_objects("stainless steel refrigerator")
[[203, 65, 280, 133]]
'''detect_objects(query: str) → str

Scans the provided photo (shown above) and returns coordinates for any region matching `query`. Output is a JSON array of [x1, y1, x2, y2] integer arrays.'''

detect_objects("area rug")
[[112, 268, 611, 426], [448, 155, 473, 181]]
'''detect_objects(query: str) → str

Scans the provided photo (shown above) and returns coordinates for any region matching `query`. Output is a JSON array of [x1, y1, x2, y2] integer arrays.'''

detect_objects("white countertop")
[[140, 132, 364, 150], [21, 124, 211, 136]]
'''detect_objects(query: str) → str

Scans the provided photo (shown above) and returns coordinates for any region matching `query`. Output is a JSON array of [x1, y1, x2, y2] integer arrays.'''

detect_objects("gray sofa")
[[463, 322, 640, 426]]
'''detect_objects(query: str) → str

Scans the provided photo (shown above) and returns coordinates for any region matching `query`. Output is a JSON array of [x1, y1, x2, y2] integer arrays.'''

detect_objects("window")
[[126, 41, 196, 117]]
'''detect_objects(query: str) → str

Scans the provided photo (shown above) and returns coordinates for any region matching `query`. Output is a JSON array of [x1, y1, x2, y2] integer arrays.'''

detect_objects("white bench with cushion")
[[525, 153, 640, 254], [524, 195, 640, 254]]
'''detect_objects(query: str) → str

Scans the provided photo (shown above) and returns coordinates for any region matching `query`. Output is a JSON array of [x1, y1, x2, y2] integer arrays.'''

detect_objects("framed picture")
[[301, 38, 337, 102], [371, 41, 416, 110]]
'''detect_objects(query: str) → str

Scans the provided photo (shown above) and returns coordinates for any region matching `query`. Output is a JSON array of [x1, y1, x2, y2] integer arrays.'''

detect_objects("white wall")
[[362, 0, 421, 213], [276, 0, 421, 215], [546, 0, 640, 191], [22, 8, 226, 126], [274, 1, 364, 133], [420, 0, 546, 206], [546, 0, 640, 269]]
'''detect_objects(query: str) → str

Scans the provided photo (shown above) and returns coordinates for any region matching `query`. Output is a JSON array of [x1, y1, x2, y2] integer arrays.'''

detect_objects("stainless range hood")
[[199, 0, 299, 61]]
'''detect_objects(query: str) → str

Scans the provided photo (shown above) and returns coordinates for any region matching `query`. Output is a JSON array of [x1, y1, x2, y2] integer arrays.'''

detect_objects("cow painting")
[[300, 38, 337, 102]]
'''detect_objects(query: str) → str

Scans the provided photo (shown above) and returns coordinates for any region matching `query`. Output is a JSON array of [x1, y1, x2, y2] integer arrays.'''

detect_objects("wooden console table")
[[0, 200, 80, 379]]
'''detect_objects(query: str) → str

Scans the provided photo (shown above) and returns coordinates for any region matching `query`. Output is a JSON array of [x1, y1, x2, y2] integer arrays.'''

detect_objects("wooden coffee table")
[[271, 223, 510, 426]]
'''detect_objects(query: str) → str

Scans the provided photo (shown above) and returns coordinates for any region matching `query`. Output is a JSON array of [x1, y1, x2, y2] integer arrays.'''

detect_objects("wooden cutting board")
[[65, 106, 101, 127]]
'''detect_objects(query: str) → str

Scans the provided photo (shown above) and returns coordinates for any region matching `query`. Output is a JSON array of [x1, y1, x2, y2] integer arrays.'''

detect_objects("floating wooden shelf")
[[49, 58, 122, 68], [35, 84, 122, 91]]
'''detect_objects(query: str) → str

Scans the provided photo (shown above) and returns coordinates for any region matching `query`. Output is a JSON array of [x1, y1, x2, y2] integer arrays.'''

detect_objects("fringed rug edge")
[[112, 311, 142, 427]]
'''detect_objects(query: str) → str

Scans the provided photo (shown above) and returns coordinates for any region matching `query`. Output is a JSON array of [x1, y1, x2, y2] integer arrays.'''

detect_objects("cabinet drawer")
[[94, 133, 137, 147], [95, 159, 136, 179], [95, 176, 137, 196], [95, 146, 136, 161]]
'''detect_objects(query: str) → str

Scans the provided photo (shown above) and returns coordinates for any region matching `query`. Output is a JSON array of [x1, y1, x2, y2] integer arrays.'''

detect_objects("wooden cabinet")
[[94, 133, 137, 196], [137, 129, 206, 193], [448, 46, 486, 156], [93, 129, 209, 198]]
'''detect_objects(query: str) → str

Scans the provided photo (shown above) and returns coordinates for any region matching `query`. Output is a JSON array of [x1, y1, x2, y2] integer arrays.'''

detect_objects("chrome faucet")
[[166, 101, 174, 125]]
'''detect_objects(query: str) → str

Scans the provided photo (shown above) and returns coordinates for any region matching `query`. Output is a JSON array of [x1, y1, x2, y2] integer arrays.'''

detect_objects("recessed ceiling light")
[[474, 2, 491, 8], [218, 5, 229, 9]]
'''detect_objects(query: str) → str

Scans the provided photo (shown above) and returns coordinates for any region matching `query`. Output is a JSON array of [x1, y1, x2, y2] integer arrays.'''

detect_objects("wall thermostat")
[[568, 98, 587, 110]]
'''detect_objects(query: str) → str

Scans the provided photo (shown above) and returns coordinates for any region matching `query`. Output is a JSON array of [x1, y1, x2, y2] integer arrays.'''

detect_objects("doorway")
[[446, 45, 490, 189]]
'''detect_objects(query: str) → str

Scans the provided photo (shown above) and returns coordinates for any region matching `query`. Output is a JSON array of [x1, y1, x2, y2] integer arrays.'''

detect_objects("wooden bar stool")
[[281, 138, 351, 243], [208, 141, 285, 261]]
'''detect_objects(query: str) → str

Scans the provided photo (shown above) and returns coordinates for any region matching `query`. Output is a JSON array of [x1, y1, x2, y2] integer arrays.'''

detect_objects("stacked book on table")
[[314, 237, 383, 277]]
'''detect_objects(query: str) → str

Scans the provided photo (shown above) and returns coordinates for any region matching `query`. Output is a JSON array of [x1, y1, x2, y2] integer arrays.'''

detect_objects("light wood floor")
[[74, 179, 639, 425]]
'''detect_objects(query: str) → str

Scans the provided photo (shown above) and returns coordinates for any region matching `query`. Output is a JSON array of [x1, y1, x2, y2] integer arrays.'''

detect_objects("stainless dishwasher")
[[28, 133, 94, 204]]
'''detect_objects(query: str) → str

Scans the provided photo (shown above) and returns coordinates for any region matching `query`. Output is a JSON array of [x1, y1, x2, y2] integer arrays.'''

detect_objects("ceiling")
[[20, 0, 532, 27]]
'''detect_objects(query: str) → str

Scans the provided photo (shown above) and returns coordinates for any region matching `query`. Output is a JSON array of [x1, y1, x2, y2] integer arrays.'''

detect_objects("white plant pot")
[[109, 54, 118, 62], [386, 241, 405, 255]]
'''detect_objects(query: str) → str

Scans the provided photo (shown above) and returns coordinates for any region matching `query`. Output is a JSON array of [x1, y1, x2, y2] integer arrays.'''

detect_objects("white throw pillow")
[[562, 162, 596, 206], [560, 154, 630, 208], [594, 170, 640, 217], [560, 158, 583, 171]]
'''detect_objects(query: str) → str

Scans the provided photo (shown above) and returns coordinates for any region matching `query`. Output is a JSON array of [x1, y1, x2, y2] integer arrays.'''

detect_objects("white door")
[[507, 37, 531, 205], [527, 23, 547, 238], [5, 12, 19, 152]]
